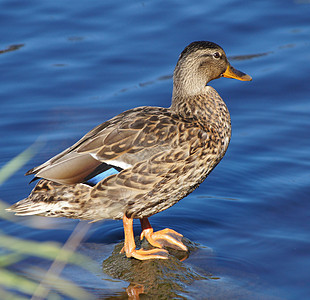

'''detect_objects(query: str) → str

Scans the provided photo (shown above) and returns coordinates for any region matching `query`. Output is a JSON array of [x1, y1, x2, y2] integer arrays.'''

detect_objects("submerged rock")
[[102, 237, 211, 299]]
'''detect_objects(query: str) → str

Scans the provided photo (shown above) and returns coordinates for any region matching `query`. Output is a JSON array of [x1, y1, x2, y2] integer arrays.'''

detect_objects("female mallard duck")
[[7, 41, 251, 260]]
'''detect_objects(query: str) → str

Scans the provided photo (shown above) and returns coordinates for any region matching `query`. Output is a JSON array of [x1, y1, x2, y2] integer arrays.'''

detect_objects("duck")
[[7, 41, 252, 260]]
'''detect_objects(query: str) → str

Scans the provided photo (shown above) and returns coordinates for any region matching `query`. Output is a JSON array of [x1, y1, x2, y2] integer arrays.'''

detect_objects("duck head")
[[173, 41, 252, 97]]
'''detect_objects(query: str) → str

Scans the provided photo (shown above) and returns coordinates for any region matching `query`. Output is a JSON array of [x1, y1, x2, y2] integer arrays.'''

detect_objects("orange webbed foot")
[[140, 218, 188, 251], [121, 214, 169, 260], [121, 246, 169, 260]]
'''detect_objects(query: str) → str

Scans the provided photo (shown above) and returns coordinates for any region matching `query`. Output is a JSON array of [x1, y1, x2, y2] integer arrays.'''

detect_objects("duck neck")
[[172, 63, 208, 99], [170, 85, 231, 134]]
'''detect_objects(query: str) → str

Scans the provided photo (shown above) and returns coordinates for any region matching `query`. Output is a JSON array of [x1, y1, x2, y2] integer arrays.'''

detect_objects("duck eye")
[[213, 52, 221, 59]]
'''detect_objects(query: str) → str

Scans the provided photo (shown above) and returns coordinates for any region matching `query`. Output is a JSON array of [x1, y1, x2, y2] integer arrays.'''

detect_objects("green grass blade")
[[0, 233, 93, 270], [0, 269, 47, 296], [0, 141, 42, 185]]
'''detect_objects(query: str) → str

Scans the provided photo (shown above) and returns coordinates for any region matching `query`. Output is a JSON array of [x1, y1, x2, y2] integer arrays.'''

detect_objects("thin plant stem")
[[30, 222, 92, 300]]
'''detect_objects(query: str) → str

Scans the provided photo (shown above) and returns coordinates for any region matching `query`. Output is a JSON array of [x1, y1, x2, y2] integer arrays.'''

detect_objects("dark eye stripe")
[[200, 53, 222, 59], [200, 54, 212, 58]]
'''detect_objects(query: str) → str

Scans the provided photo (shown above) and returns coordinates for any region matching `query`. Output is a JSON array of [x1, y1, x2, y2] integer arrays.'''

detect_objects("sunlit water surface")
[[1, 0, 310, 299]]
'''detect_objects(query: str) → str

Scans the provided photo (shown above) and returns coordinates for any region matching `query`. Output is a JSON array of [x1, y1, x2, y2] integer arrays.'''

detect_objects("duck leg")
[[120, 214, 169, 260], [140, 218, 188, 251]]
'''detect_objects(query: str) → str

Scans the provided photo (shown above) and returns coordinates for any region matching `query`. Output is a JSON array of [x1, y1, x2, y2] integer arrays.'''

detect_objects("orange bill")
[[222, 64, 252, 81]]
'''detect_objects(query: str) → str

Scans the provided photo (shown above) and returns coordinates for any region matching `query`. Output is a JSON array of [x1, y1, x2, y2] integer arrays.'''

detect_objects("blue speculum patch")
[[86, 168, 119, 185]]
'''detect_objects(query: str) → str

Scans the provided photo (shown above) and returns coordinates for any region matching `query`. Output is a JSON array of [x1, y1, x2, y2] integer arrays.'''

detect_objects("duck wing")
[[26, 107, 183, 185]]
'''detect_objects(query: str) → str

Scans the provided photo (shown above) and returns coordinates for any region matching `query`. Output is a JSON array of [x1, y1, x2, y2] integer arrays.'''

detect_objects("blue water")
[[1, 0, 310, 298]]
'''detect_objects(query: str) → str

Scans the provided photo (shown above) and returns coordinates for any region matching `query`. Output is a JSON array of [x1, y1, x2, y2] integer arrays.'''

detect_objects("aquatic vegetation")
[[0, 147, 94, 299]]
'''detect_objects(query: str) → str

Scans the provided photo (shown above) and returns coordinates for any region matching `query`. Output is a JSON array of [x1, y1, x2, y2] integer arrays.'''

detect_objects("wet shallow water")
[[1, 0, 310, 299]]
